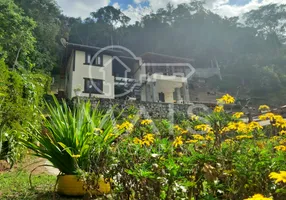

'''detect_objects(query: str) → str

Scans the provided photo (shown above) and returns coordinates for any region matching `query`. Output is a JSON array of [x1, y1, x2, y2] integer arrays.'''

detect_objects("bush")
[[93, 94, 286, 199], [0, 58, 49, 165]]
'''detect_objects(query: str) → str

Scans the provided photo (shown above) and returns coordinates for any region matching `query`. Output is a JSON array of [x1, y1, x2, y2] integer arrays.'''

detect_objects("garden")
[[1, 0, 286, 199], [0, 94, 285, 200]]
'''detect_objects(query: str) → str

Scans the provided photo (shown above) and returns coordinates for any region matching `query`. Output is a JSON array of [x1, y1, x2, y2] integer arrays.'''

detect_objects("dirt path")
[[1, 155, 58, 175]]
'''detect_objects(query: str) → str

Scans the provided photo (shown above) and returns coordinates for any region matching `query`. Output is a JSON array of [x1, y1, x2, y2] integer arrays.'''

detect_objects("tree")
[[244, 4, 286, 43], [91, 6, 130, 26], [14, 0, 62, 72], [0, 0, 36, 68]]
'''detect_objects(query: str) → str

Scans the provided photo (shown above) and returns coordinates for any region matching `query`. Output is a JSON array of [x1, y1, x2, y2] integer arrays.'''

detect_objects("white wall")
[[135, 63, 147, 101], [67, 50, 114, 99], [66, 51, 74, 99]]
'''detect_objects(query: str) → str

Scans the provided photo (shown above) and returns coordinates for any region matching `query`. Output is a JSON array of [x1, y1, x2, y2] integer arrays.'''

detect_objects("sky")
[[55, 0, 285, 24]]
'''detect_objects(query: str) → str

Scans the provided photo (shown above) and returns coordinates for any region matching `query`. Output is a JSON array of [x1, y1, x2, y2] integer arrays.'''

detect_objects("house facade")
[[56, 42, 221, 104]]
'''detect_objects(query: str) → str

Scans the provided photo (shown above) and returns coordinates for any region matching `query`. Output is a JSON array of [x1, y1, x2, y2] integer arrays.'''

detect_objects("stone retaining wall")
[[72, 98, 241, 119]]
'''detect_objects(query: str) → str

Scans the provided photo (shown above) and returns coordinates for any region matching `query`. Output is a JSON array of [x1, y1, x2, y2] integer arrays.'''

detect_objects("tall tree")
[[0, 0, 36, 68], [14, 0, 62, 72], [244, 4, 286, 43], [91, 6, 130, 26]]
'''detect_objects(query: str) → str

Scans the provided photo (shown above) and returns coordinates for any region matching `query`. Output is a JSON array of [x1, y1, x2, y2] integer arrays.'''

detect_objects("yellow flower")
[[143, 134, 155, 145], [248, 121, 263, 131], [223, 121, 261, 134], [195, 124, 213, 133], [174, 125, 182, 131], [134, 137, 143, 145], [205, 135, 214, 141], [214, 105, 224, 113], [71, 154, 81, 158], [236, 135, 253, 140], [119, 121, 134, 131], [192, 134, 205, 140], [274, 117, 286, 128], [217, 94, 235, 104], [279, 139, 286, 145], [258, 105, 270, 111], [232, 112, 244, 119], [186, 139, 198, 144], [134, 134, 155, 146], [190, 115, 199, 121], [279, 130, 286, 135], [258, 113, 275, 121], [274, 145, 286, 152], [141, 119, 152, 125], [269, 171, 286, 183], [173, 136, 183, 148], [244, 194, 272, 200], [222, 121, 251, 134]]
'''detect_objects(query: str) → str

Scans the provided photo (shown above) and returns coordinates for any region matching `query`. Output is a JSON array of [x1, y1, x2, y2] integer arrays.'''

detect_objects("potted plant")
[[21, 96, 123, 196]]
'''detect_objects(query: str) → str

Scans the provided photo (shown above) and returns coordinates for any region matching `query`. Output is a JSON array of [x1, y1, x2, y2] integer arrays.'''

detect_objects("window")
[[85, 52, 103, 66], [83, 78, 103, 94]]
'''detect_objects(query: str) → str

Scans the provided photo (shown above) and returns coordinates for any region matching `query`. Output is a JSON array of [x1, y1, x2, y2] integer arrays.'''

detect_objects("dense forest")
[[1, 0, 286, 105]]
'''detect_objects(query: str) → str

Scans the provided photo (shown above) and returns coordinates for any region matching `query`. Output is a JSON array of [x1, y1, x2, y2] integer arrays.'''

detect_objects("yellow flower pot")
[[57, 175, 111, 196]]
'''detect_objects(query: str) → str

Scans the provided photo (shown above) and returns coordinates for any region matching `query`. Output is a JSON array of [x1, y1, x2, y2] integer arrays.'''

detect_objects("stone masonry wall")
[[73, 98, 220, 119]]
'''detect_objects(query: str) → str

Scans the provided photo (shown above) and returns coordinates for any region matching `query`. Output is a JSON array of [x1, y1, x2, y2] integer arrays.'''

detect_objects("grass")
[[0, 171, 57, 199], [0, 155, 83, 200]]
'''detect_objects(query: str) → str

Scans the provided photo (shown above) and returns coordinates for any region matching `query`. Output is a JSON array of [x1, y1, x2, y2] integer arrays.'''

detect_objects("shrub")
[[97, 94, 286, 199]]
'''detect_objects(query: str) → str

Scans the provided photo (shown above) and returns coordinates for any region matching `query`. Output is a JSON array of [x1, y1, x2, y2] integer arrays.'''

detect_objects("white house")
[[57, 42, 221, 103]]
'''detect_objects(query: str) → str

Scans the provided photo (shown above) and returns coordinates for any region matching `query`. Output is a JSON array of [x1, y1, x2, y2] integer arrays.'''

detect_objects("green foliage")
[[21, 97, 123, 175], [0, 59, 49, 164], [244, 4, 286, 42], [0, 0, 36, 68], [84, 103, 285, 199], [14, 0, 62, 72], [91, 6, 130, 26]]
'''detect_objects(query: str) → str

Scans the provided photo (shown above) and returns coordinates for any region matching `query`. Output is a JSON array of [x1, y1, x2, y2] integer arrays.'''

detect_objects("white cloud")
[[134, 0, 148, 4], [123, 5, 153, 24], [56, 0, 110, 18], [56, 0, 286, 23], [208, 0, 286, 17], [137, 0, 286, 17], [112, 2, 120, 9]]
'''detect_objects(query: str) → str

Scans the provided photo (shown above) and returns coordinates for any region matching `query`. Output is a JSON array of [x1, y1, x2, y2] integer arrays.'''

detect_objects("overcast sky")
[[55, 0, 285, 24]]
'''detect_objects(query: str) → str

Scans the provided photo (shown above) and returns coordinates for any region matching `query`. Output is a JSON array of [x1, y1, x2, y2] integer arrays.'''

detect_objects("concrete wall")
[[67, 50, 114, 99]]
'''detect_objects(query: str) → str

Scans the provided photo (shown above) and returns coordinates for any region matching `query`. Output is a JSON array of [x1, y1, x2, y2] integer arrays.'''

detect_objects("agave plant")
[[21, 97, 122, 175]]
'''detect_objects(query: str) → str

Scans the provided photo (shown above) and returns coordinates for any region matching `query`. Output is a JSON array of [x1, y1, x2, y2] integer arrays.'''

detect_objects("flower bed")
[[22, 95, 285, 199], [100, 94, 286, 199]]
